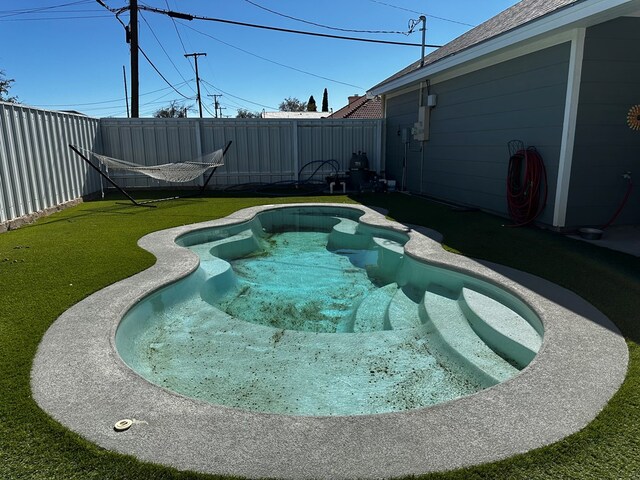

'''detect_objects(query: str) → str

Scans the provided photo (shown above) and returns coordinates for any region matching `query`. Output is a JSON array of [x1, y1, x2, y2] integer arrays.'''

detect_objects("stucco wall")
[[567, 17, 640, 227], [384, 43, 571, 224]]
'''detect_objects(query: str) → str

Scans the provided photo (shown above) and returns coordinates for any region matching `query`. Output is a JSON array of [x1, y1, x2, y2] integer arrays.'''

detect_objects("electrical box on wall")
[[427, 94, 437, 107], [412, 106, 430, 142]]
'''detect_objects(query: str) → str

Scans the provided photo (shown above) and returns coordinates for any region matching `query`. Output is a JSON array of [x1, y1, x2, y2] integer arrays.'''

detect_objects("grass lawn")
[[1, 192, 638, 479]]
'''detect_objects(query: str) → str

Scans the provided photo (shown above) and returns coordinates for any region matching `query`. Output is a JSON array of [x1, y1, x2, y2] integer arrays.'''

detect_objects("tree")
[[279, 97, 307, 112], [154, 100, 190, 118], [307, 95, 317, 112], [236, 108, 260, 118], [0, 70, 17, 103], [321, 88, 329, 112]]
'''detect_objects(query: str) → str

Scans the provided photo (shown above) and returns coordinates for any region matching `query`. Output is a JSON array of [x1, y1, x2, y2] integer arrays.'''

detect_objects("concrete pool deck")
[[31, 203, 628, 479]]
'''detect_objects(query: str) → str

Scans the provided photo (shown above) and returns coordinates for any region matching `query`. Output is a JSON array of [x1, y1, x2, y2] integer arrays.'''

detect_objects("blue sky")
[[0, 1, 515, 117]]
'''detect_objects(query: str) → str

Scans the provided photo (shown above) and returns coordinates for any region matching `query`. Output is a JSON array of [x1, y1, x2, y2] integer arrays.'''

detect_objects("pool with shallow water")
[[116, 206, 542, 415]]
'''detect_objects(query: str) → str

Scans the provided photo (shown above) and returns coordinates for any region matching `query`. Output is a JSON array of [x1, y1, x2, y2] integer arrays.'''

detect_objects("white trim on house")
[[553, 28, 586, 228], [369, 0, 638, 97]]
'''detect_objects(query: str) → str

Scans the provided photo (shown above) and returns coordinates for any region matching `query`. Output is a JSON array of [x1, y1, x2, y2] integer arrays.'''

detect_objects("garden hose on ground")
[[506, 147, 548, 226], [224, 159, 341, 196]]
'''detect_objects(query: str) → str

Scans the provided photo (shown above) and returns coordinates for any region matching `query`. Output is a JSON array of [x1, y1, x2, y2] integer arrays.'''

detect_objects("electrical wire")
[[137, 46, 191, 100], [0, 0, 93, 18], [0, 14, 110, 22], [138, 5, 439, 47], [179, 21, 365, 90], [366, 0, 477, 27], [159, 0, 217, 117], [200, 79, 278, 110], [139, 11, 194, 91], [243, 0, 411, 35], [34, 82, 192, 108]]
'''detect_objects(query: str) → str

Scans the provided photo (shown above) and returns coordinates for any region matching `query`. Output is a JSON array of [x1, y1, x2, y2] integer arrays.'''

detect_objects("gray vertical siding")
[[567, 17, 640, 227], [0, 103, 100, 224], [384, 43, 571, 223]]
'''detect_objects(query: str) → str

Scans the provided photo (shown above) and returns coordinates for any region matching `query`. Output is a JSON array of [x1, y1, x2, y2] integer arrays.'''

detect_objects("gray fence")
[[99, 118, 383, 189], [1, 106, 383, 226], [0, 102, 101, 224]]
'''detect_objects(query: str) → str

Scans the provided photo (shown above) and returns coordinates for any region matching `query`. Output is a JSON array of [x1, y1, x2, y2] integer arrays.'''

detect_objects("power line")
[[179, 22, 365, 90], [138, 11, 195, 93], [33, 82, 192, 107], [138, 46, 191, 100], [243, 0, 411, 35], [367, 0, 476, 28], [201, 79, 277, 110], [137, 4, 440, 47], [0, 14, 111, 22], [0, 0, 93, 18]]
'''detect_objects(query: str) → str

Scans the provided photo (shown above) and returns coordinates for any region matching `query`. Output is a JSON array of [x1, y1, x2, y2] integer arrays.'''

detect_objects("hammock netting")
[[77, 147, 225, 183]]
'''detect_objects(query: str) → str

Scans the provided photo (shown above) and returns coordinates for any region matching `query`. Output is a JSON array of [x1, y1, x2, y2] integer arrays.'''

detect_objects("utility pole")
[[419, 15, 426, 68], [122, 65, 130, 118], [129, 0, 139, 117], [184, 52, 207, 118], [208, 94, 222, 118]]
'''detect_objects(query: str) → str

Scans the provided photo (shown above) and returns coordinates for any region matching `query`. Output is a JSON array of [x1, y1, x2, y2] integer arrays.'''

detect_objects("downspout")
[[553, 28, 586, 228]]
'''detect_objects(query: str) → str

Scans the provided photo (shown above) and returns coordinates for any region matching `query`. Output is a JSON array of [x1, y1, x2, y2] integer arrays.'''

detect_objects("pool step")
[[459, 287, 542, 368], [199, 257, 237, 304], [386, 286, 422, 331], [420, 285, 519, 387], [209, 229, 261, 260], [327, 217, 371, 250], [372, 236, 405, 284], [350, 283, 398, 333]]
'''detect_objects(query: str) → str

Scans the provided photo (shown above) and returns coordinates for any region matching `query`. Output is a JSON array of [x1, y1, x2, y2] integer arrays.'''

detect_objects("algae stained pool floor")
[[0, 192, 639, 479]]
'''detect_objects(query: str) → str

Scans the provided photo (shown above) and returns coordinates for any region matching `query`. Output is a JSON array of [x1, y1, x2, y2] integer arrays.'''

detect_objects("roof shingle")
[[371, 0, 582, 91]]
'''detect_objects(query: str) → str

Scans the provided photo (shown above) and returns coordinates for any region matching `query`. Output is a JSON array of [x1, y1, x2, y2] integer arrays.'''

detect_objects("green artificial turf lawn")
[[1, 192, 638, 479]]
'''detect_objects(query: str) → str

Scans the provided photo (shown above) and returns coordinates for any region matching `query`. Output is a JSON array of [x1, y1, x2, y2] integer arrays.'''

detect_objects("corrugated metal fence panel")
[[297, 119, 382, 180], [0, 102, 100, 223], [99, 118, 203, 188], [200, 119, 295, 187], [98, 118, 383, 189]]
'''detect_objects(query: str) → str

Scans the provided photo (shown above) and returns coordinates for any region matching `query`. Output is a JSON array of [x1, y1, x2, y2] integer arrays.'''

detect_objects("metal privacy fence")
[[1, 105, 383, 225], [0, 102, 100, 224], [99, 118, 383, 189]]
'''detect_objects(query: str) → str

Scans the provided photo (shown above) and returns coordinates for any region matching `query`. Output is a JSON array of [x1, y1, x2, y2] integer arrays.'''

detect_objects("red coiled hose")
[[506, 147, 548, 226]]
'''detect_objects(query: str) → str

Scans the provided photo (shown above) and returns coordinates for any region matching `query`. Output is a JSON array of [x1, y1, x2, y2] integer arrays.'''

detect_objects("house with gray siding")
[[369, 0, 640, 229]]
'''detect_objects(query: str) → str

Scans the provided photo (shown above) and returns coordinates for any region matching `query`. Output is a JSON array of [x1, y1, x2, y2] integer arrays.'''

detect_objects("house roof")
[[370, 0, 584, 93], [260, 111, 329, 119], [329, 95, 382, 119]]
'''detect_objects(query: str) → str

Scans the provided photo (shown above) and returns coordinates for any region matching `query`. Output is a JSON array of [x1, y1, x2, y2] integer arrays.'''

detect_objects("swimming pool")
[[32, 203, 628, 479], [116, 206, 542, 415]]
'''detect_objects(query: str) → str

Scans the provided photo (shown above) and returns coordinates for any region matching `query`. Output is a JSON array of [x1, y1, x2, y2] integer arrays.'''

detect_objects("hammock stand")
[[69, 141, 232, 207]]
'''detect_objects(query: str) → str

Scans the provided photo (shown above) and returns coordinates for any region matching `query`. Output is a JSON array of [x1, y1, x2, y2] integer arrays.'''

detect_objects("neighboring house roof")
[[261, 111, 329, 119], [369, 0, 636, 94], [329, 95, 382, 119]]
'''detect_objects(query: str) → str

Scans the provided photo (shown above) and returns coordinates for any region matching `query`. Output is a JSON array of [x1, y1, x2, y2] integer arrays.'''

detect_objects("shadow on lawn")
[[354, 192, 640, 345]]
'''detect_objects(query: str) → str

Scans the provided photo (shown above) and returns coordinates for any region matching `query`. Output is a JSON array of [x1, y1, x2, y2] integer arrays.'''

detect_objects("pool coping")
[[31, 203, 629, 479]]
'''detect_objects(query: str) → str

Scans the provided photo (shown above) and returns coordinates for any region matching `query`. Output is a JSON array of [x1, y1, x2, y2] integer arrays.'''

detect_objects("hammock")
[[74, 146, 225, 183], [69, 141, 232, 207]]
